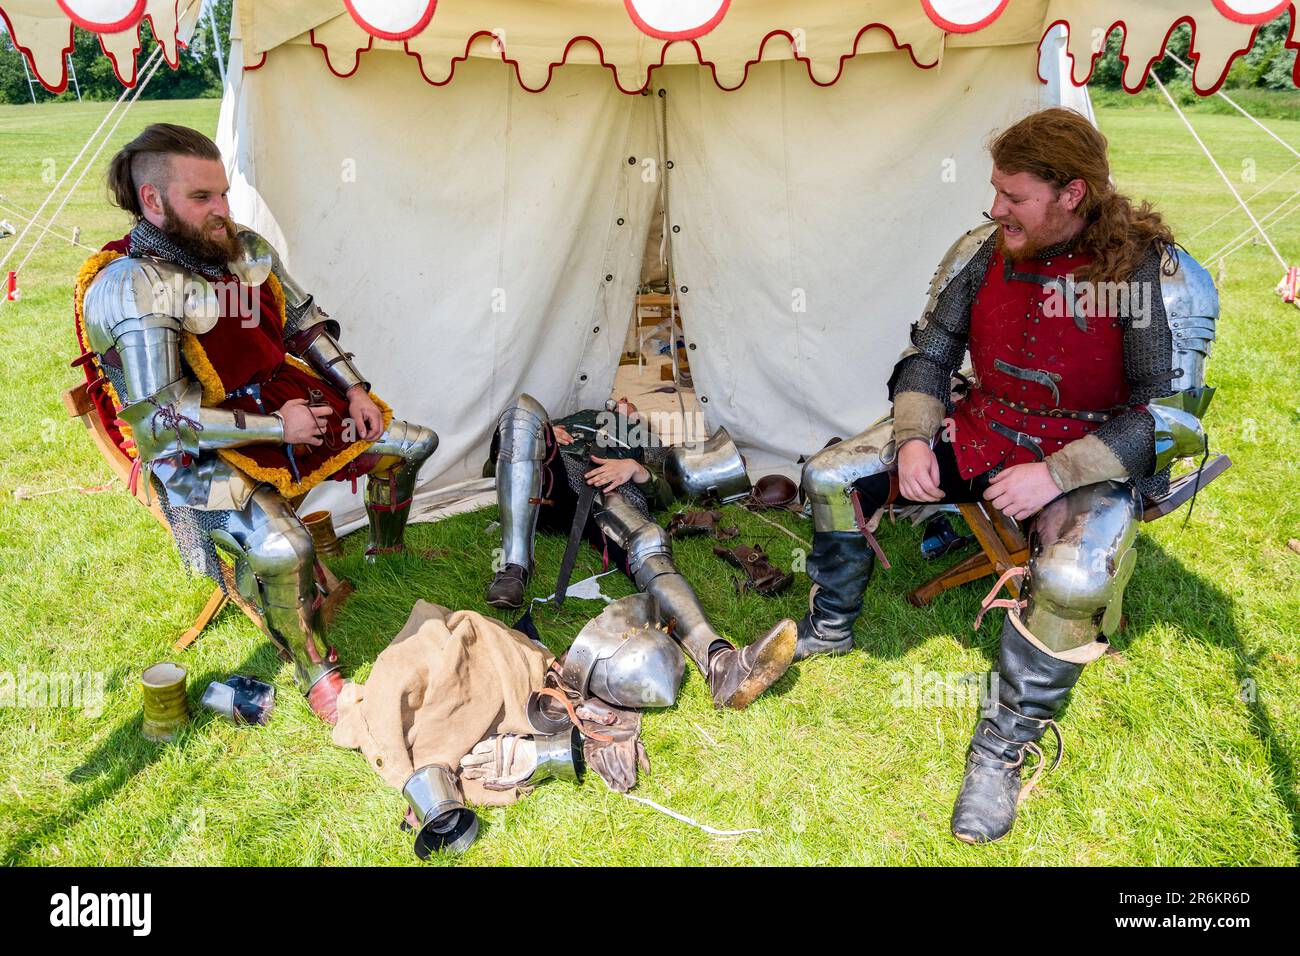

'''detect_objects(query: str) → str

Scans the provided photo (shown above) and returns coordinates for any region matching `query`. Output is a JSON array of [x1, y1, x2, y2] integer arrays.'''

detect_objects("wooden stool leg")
[[907, 550, 996, 606], [962, 503, 1025, 598], [173, 586, 228, 651], [906, 503, 1032, 607]]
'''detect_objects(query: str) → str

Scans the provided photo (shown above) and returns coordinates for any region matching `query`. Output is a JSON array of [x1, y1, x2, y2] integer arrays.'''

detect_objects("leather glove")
[[459, 735, 540, 792], [576, 698, 649, 794]]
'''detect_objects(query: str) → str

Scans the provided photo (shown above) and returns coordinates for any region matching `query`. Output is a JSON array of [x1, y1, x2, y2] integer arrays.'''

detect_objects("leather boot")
[[633, 553, 795, 710], [950, 617, 1084, 844], [486, 563, 529, 609], [706, 619, 798, 710], [795, 530, 874, 661]]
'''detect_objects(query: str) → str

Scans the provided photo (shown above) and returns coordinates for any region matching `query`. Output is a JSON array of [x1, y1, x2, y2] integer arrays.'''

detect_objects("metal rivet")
[[666, 160, 675, 169], [605, 274, 613, 282], [593, 326, 600, 334], [579, 374, 588, 382], [672, 225, 680, 233], [700, 396, 708, 403], [628, 156, 637, 165], [658, 89, 667, 97], [617, 217, 625, 225], [680, 285, 688, 293], [688, 343, 696, 350]]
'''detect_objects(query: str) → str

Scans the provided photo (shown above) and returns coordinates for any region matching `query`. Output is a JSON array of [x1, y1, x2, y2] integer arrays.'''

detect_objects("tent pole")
[[207, 0, 227, 86], [20, 54, 37, 104], [655, 87, 689, 430], [68, 54, 82, 102]]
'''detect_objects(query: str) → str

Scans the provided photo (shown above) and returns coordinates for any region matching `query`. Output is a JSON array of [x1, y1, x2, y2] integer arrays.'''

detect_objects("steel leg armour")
[[796, 419, 896, 659], [494, 394, 550, 572], [951, 481, 1140, 843], [1022, 480, 1141, 656], [801, 419, 897, 534], [593, 493, 725, 673], [215, 486, 342, 722], [593, 493, 796, 709], [363, 419, 439, 561]]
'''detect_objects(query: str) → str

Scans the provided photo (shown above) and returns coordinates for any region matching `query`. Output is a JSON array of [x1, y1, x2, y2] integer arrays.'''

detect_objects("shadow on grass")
[[4, 638, 286, 865], [1125, 540, 1300, 862], [863, 516, 1298, 860]]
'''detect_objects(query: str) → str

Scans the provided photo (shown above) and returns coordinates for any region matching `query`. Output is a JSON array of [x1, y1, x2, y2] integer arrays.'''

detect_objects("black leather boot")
[[706, 619, 797, 710], [794, 531, 874, 661], [486, 564, 529, 609], [950, 617, 1084, 844]]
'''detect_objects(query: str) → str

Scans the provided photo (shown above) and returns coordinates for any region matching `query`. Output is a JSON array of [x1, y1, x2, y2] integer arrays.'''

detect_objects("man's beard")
[[159, 199, 240, 264], [996, 208, 1083, 262]]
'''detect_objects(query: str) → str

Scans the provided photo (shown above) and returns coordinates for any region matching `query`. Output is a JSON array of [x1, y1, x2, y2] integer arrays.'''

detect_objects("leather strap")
[[554, 461, 598, 608], [988, 420, 1046, 461], [850, 489, 891, 570]]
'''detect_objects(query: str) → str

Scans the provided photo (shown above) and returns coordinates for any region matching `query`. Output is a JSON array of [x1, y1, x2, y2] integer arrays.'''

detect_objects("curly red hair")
[[990, 108, 1175, 284]]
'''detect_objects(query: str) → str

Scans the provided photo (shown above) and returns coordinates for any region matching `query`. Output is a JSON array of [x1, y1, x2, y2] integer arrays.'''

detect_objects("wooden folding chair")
[[906, 454, 1232, 608], [63, 379, 352, 651]]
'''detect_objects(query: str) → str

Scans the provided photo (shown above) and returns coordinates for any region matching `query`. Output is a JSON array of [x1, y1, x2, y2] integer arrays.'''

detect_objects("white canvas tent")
[[2, 1, 1281, 527]]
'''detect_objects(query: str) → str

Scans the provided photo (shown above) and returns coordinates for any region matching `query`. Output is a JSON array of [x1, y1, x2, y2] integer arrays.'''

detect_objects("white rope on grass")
[[0, 45, 160, 275], [1205, 185, 1300, 264], [1167, 51, 1300, 162], [1184, 159, 1300, 245], [623, 793, 762, 837], [1152, 72, 1289, 271], [0, 48, 166, 310], [0, 197, 97, 251], [1211, 201, 1300, 265], [1214, 206, 1300, 265]]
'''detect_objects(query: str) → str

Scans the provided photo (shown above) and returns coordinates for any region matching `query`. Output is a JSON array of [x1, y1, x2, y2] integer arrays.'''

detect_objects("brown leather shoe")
[[706, 619, 797, 710], [486, 564, 529, 609]]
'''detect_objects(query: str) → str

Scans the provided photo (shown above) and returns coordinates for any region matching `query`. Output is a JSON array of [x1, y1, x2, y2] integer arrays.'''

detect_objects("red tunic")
[[94, 235, 389, 498], [950, 247, 1129, 479]]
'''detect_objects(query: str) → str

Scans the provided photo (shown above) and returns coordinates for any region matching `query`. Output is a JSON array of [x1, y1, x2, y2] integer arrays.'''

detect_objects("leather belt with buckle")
[[988, 420, 1046, 461]]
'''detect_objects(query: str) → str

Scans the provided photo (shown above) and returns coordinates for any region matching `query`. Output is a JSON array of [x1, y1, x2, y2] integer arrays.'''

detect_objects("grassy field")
[[0, 97, 1297, 867]]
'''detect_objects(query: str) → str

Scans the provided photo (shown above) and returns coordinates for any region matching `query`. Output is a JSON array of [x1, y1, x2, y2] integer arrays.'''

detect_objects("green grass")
[[0, 98, 1297, 866]]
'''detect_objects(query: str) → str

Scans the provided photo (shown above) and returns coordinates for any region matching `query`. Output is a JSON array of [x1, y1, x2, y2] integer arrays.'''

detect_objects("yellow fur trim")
[[179, 331, 227, 406], [266, 271, 286, 326], [73, 250, 136, 458], [75, 252, 392, 497]]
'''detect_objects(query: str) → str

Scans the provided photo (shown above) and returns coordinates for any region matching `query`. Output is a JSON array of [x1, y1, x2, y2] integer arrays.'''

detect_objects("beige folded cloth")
[[332, 601, 555, 807]]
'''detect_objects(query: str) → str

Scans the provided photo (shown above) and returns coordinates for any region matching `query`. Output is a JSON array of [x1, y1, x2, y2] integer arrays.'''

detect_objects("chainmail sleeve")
[[887, 232, 996, 406], [1091, 245, 1174, 499], [280, 296, 315, 340]]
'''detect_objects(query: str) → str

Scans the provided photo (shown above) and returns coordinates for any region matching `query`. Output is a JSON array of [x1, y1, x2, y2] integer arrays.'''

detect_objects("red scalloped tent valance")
[[5, 1, 1299, 97]]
